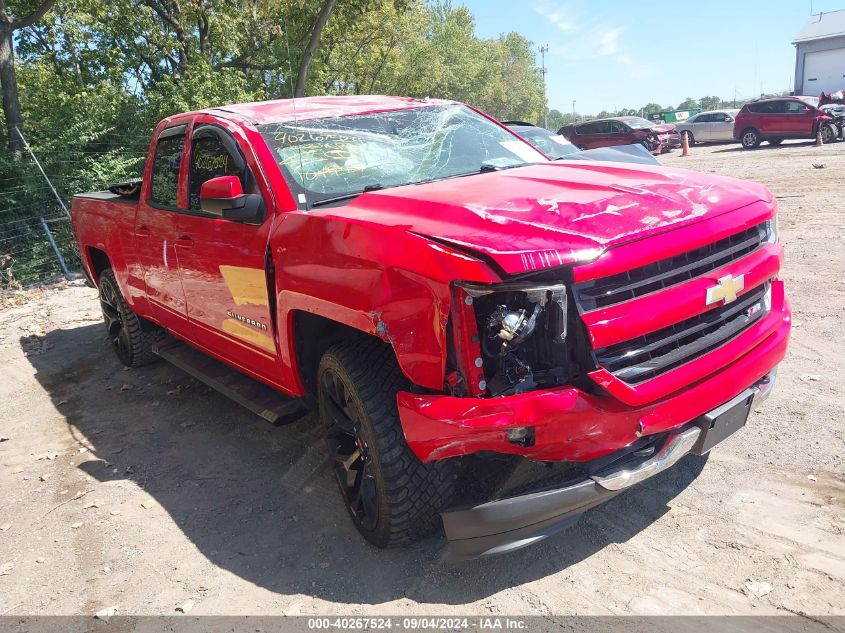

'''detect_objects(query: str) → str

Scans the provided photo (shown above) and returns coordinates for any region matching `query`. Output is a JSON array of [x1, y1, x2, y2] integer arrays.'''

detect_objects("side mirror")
[[200, 175, 264, 223]]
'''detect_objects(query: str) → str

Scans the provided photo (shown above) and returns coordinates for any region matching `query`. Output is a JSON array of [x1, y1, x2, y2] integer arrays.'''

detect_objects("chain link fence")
[[0, 206, 80, 289], [0, 125, 148, 290]]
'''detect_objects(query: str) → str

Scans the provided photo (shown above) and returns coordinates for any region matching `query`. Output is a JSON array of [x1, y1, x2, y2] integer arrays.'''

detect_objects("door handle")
[[135, 225, 151, 238], [175, 235, 194, 249]]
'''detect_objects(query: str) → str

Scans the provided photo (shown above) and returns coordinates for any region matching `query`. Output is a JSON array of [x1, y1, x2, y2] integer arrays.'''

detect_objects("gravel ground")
[[0, 139, 843, 618]]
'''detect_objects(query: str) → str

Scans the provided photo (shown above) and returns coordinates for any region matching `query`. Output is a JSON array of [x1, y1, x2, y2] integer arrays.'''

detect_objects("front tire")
[[684, 131, 695, 146], [768, 138, 784, 146], [318, 339, 455, 548], [98, 269, 163, 367], [820, 123, 836, 144], [740, 128, 761, 149]]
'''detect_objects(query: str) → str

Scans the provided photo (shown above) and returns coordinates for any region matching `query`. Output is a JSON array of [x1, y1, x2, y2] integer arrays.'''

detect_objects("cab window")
[[150, 127, 186, 208], [188, 126, 247, 211]]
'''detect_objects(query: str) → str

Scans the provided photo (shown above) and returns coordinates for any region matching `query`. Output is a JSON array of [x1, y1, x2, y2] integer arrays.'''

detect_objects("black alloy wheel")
[[322, 366, 380, 533], [99, 271, 133, 366], [317, 340, 455, 548], [98, 269, 163, 367]]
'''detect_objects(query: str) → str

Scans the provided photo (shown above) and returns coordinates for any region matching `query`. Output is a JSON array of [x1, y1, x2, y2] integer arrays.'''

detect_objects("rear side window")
[[748, 101, 782, 114], [188, 127, 246, 211], [150, 130, 185, 207]]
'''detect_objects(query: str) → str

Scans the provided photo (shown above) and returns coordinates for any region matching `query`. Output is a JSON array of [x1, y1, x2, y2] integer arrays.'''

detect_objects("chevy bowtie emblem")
[[706, 274, 745, 306]]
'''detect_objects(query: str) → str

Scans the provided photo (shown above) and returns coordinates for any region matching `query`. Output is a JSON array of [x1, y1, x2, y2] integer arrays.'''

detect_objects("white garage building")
[[794, 10, 845, 97]]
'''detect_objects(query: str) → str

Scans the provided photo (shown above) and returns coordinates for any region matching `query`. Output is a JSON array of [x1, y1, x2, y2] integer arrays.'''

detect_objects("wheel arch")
[[86, 246, 111, 285], [291, 310, 387, 399]]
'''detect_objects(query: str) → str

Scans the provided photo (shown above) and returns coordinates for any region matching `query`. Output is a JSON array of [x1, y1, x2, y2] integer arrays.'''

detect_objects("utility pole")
[[539, 44, 549, 129], [572, 99, 576, 122]]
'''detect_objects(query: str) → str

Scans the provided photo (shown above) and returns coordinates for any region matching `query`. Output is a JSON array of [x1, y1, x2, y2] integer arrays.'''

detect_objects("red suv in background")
[[733, 96, 836, 149], [560, 116, 680, 154]]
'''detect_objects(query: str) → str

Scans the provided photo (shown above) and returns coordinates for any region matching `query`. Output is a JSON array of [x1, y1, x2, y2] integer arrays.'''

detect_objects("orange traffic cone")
[[681, 132, 690, 156], [816, 128, 823, 146]]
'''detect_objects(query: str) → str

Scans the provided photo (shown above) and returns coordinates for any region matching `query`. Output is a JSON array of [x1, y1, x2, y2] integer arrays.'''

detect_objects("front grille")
[[595, 283, 769, 384], [574, 222, 770, 310]]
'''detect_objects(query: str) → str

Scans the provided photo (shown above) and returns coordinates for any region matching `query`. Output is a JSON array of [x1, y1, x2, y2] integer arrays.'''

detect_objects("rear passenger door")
[[588, 121, 615, 148], [759, 101, 786, 135], [606, 121, 628, 147], [172, 118, 281, 382], [134, 125, 190, 335]]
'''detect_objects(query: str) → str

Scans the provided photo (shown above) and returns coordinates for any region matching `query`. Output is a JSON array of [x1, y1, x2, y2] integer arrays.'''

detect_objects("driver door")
[[694, 113, 714, 141], [172, 118, 281, 382], [783, 100, 816, 136]]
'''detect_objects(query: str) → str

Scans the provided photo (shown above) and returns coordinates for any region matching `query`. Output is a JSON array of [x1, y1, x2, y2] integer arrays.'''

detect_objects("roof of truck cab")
[[190, 95, 454, 126]]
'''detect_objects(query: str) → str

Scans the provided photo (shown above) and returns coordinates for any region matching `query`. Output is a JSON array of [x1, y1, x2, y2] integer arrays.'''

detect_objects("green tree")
[[0, 0, 57, 152], [546, 108, 565, 131], [699, 95, 720, 111], [676, 97, 698, 111]]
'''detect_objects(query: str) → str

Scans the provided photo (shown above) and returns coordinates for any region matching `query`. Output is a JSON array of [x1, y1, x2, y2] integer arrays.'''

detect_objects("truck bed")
[[73, 190, 138, 204]]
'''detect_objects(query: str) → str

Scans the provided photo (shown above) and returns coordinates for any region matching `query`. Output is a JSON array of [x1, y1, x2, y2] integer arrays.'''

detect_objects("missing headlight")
[[456, 281, 569, 396]]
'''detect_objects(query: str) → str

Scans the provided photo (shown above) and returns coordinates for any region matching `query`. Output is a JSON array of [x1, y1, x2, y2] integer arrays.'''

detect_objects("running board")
[[152, 338, 308, 425]]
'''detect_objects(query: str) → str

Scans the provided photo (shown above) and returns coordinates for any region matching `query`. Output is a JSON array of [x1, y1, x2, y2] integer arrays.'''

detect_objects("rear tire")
[[318, 339, 455, 548], [740, 128, 761, 149], [98, 269, 163, 367], [768, 138, 783, 146]]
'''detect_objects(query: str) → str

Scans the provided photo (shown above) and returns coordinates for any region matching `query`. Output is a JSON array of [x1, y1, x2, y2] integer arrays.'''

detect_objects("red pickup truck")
[[71, 96, 790, 559]]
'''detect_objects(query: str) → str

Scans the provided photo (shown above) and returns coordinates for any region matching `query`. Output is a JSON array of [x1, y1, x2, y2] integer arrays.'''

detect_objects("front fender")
[[271, 213, 499, 392]]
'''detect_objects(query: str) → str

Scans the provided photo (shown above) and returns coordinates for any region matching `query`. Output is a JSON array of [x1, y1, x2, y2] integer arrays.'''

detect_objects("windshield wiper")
[[310, 184, 384, 208]]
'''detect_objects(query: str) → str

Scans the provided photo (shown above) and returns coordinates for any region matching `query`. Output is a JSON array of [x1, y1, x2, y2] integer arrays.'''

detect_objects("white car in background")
[[675, 109, 740, 145]]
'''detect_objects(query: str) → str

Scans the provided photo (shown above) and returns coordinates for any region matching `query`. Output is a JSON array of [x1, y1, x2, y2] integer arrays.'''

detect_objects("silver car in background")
[[676, 109, 740, 145]]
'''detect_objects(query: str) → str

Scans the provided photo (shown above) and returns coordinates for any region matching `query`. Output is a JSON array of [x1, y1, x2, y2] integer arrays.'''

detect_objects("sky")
[[459, 0, 844, 115]]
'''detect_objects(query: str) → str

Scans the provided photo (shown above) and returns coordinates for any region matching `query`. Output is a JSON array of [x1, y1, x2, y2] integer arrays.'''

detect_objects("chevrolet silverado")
[[71, 96, 790, 559]]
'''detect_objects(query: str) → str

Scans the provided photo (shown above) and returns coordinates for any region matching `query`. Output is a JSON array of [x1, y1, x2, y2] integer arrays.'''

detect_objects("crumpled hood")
[[324, 161, 773, 275], [651, 123, 677, 133]]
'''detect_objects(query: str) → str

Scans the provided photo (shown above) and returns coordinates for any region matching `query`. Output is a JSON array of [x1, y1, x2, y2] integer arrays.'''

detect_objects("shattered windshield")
[[258, 104, 547, 207]]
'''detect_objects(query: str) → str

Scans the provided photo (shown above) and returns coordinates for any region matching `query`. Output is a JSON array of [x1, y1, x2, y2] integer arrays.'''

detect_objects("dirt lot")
[[0, 140, 843, 618]]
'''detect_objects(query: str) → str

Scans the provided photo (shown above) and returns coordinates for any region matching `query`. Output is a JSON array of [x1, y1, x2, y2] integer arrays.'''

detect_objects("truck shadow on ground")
[[23, 323, 707, 606]]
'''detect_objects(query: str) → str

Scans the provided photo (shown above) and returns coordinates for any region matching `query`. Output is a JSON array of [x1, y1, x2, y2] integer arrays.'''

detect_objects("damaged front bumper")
[[397, 298, 789, 464], [442, 370, 778, 559]]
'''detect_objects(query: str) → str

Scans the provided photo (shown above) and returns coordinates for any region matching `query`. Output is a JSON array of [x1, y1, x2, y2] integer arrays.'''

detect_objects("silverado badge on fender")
[[226, 310, 268, 331], [706, 273, 745, 306]]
